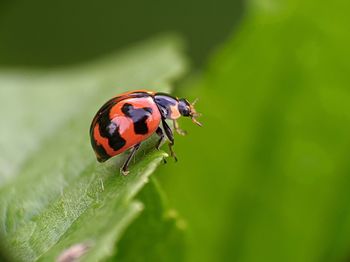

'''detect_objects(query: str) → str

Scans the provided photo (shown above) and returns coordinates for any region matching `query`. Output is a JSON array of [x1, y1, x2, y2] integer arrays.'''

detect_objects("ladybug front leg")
[[161, 119, 178, 162], [173, 120, 187, 136], [120, 143, 141, 176]]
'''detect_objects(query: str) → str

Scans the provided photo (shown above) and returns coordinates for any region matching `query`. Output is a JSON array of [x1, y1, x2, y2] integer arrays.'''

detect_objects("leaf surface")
[[0, 36, 187, 261]]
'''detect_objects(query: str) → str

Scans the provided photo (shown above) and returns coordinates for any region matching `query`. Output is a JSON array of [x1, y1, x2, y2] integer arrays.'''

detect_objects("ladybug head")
[[178, 98, 202, 126]]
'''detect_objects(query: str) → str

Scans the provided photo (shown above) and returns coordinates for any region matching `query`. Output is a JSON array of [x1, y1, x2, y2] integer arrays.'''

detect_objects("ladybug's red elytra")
[[89, 90, 201, 175]]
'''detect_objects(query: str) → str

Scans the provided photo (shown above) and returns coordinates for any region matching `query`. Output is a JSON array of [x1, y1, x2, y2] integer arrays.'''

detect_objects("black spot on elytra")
[[90, 126, 110, 162], [107, 122, 126, 150], [95, 144, 109, 162], [122, 103, 153, 134], [89, 97, 117, 135], [98, 108, 126, 151]]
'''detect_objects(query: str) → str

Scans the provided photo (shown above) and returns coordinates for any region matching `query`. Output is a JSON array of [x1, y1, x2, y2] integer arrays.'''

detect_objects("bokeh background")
[[0, 0, 242, 67], [1, 0, 350, 261]]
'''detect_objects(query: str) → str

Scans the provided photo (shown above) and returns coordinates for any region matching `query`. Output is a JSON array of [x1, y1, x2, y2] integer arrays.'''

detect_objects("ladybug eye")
[[179, 98, 202, 126], [178, 99, 191, 116]]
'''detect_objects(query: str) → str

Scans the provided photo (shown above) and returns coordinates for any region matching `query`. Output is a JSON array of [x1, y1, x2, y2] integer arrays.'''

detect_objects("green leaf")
[[110, 177, 186, 262], [158, 1, 350, 262], [0, 36, 187, 261]]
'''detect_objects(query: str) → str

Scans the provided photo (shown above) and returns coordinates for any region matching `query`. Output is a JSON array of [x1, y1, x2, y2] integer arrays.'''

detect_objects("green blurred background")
[[2, 0, 350, 261], [0, 0, 243, 67]]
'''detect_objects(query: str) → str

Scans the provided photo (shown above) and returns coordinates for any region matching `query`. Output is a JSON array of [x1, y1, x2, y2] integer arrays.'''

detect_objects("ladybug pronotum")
[[89, 90, 201, 175]]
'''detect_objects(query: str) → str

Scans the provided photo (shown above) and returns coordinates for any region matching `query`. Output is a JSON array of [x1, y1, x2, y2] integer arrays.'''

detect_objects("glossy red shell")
[[90, 92, 161, 162]]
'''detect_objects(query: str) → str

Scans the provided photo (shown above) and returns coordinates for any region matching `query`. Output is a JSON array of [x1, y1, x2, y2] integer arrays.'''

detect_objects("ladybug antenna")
[[192, 98, 199, 106]]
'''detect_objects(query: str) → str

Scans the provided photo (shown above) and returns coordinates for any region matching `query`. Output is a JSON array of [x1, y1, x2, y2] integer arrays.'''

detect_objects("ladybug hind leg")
[[161, 119, 178, 162], [173, 120, 187, 136], [120, 143, 141, 176]]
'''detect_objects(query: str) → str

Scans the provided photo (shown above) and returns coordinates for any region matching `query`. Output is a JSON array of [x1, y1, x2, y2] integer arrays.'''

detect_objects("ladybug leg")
[[162, 119, 178, 162], [155, 127, 165, 150], [120, 143, 141, 176], [155, 127, 167, 164], [167, 143, 177, 162], [173, 120, 187, 136]]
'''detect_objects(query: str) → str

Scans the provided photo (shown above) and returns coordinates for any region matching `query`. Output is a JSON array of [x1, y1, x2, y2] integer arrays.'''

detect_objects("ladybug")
[[89, 90, 201, 175]]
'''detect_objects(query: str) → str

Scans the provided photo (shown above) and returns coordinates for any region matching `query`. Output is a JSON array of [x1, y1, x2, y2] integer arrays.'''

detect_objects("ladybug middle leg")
[[161, 119, 178, 162], [155, 127, 165, 150], [155, 127, 168, 164], [120, 143, 141, 176]]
